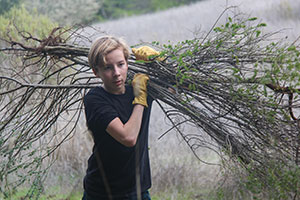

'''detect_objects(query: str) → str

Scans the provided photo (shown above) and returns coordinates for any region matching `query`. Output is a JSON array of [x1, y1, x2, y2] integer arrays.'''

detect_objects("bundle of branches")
[[1, 10, 300, 197]]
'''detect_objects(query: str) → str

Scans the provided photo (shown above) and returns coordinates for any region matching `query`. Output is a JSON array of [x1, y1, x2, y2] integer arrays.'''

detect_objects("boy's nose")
[[113, 66, 120, 76]]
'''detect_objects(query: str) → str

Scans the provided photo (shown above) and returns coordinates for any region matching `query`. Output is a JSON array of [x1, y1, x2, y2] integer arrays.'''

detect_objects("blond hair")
[[88, 36, 130, 72]]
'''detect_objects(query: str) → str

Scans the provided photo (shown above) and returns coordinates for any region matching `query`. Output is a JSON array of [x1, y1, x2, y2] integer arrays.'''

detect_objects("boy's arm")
[[106, 104, 144, 147], [106, 74, 149, 147]]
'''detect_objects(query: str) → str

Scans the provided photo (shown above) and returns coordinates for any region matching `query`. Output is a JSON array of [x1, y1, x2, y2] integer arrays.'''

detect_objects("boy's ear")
[[92, 68, 100, 78]]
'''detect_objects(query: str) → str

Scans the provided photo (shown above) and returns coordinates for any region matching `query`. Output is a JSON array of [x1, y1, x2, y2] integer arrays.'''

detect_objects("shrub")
[[213, 159, 300, 200], [23, 0, 103, 25], [0, 5, 58, 45], [0, 0, 20, 15]]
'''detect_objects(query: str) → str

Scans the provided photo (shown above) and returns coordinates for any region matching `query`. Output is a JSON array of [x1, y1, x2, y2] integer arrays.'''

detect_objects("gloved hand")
[[132, 46, 162, 61], [132, 73, 149, 107]]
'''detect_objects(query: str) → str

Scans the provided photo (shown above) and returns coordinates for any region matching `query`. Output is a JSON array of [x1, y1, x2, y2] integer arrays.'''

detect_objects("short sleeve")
[[84, 92, 118, 133]]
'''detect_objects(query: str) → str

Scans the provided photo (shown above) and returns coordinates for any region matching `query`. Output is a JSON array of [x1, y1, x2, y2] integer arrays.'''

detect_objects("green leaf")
[[251, 69, 257, 80], [287, 45, 296, 51], [248, 17, 258, 21], [296, 62, 300, 70], [263, 85, 268, 97], [256, 30, 261, 37], [213, 27, 223, 32], [216, 40, 223, 49], [257, 23, 267, 27]]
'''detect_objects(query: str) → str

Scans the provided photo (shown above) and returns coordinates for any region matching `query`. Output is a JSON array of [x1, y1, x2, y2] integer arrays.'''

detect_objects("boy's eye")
[[104, 66, 112, 70]]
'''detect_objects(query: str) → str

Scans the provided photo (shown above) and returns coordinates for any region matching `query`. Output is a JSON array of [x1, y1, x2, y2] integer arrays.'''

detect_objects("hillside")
[[88, 0, 300, 46]]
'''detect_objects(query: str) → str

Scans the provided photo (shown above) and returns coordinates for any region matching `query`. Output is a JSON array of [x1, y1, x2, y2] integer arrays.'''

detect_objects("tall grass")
[[43, 0, 300, 199]]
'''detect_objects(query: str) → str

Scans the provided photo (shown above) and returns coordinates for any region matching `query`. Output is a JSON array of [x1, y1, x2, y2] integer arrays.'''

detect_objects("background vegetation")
[[0, 0, 202, 25], [96, 0, 200, 21]]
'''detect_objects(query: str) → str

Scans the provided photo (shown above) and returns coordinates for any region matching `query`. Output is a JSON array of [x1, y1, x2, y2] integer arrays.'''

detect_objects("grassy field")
[[13, 0, 300, 199], [3, 188, 212, 200]]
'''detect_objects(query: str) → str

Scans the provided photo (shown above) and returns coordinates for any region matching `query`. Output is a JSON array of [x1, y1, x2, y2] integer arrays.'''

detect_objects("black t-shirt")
[[83, 85, 153, 199]]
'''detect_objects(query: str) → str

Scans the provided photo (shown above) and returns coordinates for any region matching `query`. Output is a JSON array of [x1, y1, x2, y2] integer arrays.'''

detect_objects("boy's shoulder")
[[84, 86, 105, 103], [84, 85, 133, 100], [86, 86, 103, 96]]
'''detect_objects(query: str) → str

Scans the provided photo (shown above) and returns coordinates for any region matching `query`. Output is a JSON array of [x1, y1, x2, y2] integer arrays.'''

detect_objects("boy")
[[82, 36, 153, 200]]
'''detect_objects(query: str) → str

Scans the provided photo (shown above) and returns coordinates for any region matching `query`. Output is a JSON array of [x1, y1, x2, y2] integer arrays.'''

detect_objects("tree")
[[23, 0, 103, 25], [0, 0, 20, 15]]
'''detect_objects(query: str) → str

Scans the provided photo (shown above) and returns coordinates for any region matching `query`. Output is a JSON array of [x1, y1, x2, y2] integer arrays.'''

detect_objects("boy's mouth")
[[114, 80, 122, 86]]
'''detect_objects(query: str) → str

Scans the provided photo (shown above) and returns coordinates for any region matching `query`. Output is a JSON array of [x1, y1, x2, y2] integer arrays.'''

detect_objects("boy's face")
[[93, 48, 128, 95]]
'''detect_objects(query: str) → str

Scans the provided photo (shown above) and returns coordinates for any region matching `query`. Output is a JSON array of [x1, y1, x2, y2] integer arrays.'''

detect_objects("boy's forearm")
[[106, 104, 145, 147], [123, 104, 144, 143]]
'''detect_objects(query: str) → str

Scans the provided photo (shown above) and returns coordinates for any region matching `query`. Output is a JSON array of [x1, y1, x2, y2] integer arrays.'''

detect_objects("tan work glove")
[[132, 73, 149, 107], [132, 46, 163, 61]]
